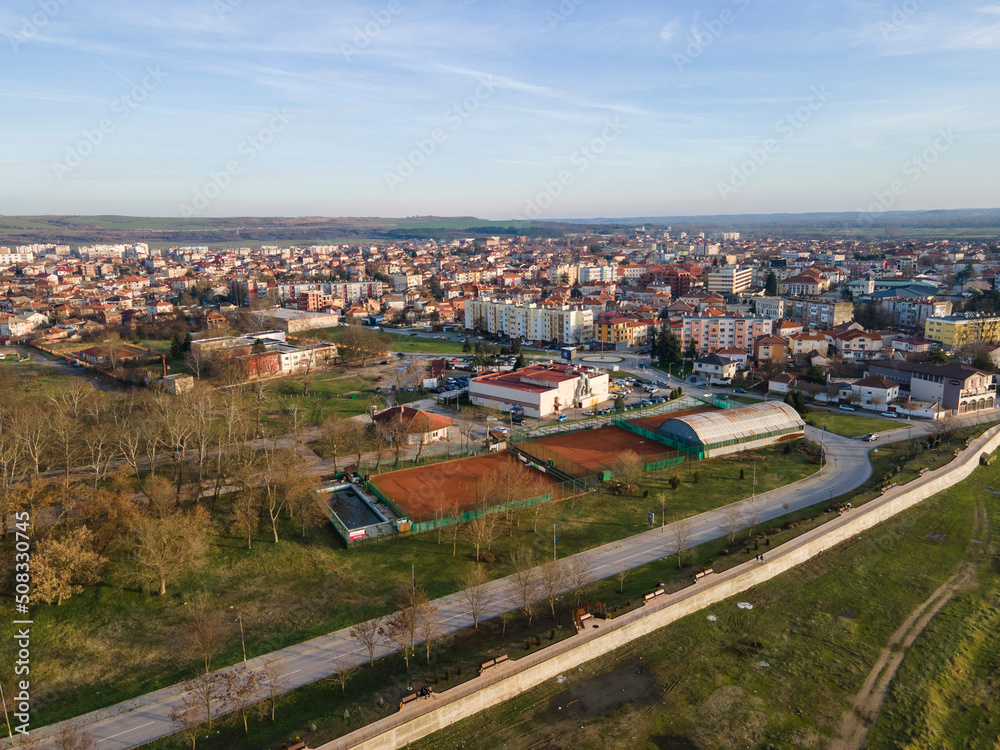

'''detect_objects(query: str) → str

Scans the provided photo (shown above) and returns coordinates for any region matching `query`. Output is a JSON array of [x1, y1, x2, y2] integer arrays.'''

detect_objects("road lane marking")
[[99, 721, 155, 742]]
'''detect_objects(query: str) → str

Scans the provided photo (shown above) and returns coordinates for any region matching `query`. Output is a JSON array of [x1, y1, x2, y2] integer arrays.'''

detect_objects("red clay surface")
[[370, 452, 558, 520], [518, 409, 715, 474]]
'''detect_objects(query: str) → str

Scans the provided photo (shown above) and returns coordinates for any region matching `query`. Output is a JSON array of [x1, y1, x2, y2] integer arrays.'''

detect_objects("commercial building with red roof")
[[469, 363, 610, 418]]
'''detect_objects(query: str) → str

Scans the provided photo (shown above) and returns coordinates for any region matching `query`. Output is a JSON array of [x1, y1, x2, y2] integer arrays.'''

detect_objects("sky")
[[1, 0, 999, 220]]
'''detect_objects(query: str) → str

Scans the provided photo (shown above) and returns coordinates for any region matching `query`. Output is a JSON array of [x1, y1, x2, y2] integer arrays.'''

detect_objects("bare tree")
[[565, 556, 595, 607], [724, 505, 745, 545], [537, 561, 566, 620], [52, 722, 96, 750], [612, 449, 644, 486], [187, 592, 229, 674], [187, 672, 226, 731], [260, 657, 289, 723], [616, 559, 630, 594], [349, 617, 384, 666], [223, 669, 263, 733], [670, 514, 693, 570], [125, 507, 211, 596], [385, 607, 417, 671], [416, 599, 441, 663], [327, 655, 359, 696], [507, 546, 540, 624], [229, 485, 261, 549], [458, 565, 494, 629], [170, 691, 206, 750], [746, 507, 761, 539], [32, 526, 104, 606], [466, 512, 499, 561]]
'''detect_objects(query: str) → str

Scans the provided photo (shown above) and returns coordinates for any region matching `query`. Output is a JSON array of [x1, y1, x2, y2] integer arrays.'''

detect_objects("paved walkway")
[[10, 413, 997, 749]]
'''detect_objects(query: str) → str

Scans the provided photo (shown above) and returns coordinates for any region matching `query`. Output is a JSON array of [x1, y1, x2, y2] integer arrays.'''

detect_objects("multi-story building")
[[884, 298, 952, 329], [578, 265, 617, 283], [391, 273, 423, 291], [778, 271, 830, 296], [469, 362, 609, 418], [705, 266, 753, 295], [464, 299, 593, 345], [753, 297, 785, 319], [275, 281, 386, 303], [595, 316, 634, 350], [924, 314, 1000, 347], [785, 298, 854, 329], [547, 264, 578, 284], [681, 315, 772, 356], [868, 361, 996, 415]]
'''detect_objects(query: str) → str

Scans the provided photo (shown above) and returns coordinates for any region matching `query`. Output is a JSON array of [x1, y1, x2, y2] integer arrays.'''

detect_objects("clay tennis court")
[[370, 452, 558, 520], [517, 406, 715, 475]]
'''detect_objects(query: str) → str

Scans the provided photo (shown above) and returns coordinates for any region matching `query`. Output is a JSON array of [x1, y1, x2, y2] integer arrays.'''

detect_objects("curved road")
[[15, 409, 993, 750]]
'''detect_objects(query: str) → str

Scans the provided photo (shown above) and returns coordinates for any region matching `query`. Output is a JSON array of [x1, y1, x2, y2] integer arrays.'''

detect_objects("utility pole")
[[752, 464, 756, 502], [553, 524, 557, 562], [236, 613, 247, 668]]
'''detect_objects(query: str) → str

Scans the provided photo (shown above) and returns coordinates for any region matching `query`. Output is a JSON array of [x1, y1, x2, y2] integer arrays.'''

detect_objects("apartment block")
[[681, 315, 772, 356], [705, 266, 753, 295], [464, 298, 593, 345], [924, 314, 1000, 347]]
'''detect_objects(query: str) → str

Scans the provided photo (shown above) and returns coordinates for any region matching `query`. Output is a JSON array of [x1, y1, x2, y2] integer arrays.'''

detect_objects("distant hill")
[[1, 208, 998, 245], [560, 208, 1000, 241]]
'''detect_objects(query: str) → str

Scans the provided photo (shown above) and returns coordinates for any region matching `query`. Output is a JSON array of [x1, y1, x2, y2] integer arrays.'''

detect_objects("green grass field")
[[316, 327, 466, 355], [410, 456, 1000, 750], [804, 409, 896, 437], [3, 443, 817, 729]]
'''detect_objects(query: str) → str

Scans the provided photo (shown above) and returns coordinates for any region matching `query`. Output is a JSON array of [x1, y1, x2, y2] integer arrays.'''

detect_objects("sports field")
[[517, 407, 714, 475], [370, 452, 558, 520]]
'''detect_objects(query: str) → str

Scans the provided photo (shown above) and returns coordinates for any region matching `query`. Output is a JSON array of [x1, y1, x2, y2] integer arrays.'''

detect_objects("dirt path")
[[831, 506, 988, 750]]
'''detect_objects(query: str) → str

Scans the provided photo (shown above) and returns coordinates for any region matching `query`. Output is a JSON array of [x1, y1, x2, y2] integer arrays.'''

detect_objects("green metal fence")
[[365, 480, 408, 520]]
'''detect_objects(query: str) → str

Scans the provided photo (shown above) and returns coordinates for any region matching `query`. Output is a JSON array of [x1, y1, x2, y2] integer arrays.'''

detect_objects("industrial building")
[[655, 401, 805, 459]]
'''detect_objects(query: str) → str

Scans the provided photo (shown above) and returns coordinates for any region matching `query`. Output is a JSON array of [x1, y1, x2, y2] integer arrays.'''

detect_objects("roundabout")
[[579, 354, 625, 363]]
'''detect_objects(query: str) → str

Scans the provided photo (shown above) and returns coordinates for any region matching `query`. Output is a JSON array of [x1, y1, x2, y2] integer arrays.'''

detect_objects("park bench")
[[643, 588, 665, 602], [399, 694, 418, 710], [693, 569, 713, 582], [480, 659, 495, 674], [494, 654, 509, 665]]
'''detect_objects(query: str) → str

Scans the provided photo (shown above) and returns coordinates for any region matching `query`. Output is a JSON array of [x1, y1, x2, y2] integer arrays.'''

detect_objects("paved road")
[[17, 406, 999, 750]]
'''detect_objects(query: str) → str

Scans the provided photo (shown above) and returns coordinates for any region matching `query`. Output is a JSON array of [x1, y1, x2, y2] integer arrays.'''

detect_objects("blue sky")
[[1, 0, 998, 219]]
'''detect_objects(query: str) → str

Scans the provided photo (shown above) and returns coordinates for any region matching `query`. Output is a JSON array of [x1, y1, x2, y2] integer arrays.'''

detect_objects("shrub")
[[693, 471, 701, 483], [740, 468, 745, 480], [480, 551, 496, 563], [668, 476, 681, 491], [642, 489, 650, 498], [524, 639, 531, 650], [535, 634, 542, 646], [550, 629, 556, 641], [783, 443, 792, 454]]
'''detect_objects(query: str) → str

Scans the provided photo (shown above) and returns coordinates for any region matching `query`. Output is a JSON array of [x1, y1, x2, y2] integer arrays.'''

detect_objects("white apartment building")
[[392, 273, 423, 291], [464, 299, 593, 345], [578, 265, 617, 283], [753, 297, 785, 319], [547, 264, 579, 284], [706, 266, 754, 295], [275, 281, 386, 302]]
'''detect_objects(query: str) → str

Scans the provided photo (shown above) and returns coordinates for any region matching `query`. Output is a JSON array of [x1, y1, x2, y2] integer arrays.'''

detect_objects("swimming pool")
[[324, 484, 386, 531]]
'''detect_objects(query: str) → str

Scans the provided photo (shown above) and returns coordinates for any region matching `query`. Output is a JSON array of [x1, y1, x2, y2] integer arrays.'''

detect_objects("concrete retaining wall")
[[318, 425, 1000, 750]]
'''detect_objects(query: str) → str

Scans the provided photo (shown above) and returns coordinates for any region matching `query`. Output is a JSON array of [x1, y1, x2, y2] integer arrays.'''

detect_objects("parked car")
[[839, 404, 856, 411], [511, 415, 524, 424], [862, 433, 878, 442], [734, 387, 747, 394], [880, 411, 897, 418], [557, 414, 569, 422], [583, 410, 594, 416]]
